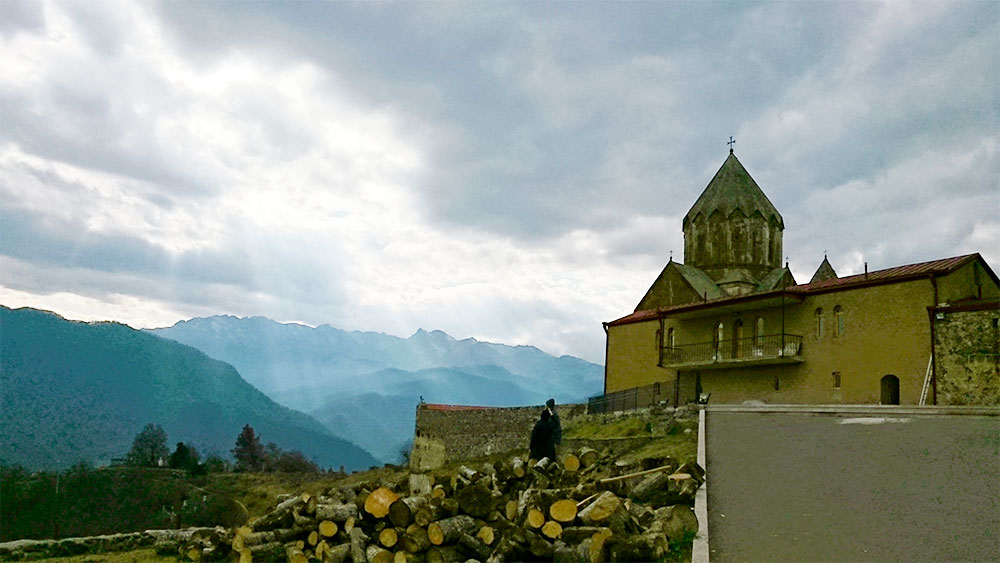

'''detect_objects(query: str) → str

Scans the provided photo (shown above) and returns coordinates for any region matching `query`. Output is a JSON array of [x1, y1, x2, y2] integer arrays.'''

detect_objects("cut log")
[[628, 471, 671, 502], [249, 493, 306, 530], [527, 531, 553, 559], [607, 531, 667, 562], [489, 536, 527, 563], [388, 496, 427, 528], [457, 532, 492, 561], [511, 457, 526, 478], [549, 499, 578, 523], [525, 508, 546, 529], [397, 527, 431, 554], [392, 550, 421, 563], [366, 545, 393, 563], [441, 497, 460, 516], [654, 504, 699, 542], [563, 454, 580, 472], [409, 473, 434, 496], [534, 457, 553, 471], [286, 544, 309, 563], [517, 488, 559, 520], [378, 528, 398, 548], [559, 526, 612, 544], [577, 491, 633, 535], [456, 482, 493, 518], [458, 465, 482, 482], [414, 499, 446, 527], [317, 502, 360, 523], [541, 520, 563, 540], [578, 447, 599, 468], [430, 484, 447, 499], [320, 520, 339, 538], [598, 464, 673, 485], [589, 529, 613, 563], [476, 525, 495, 546], [553, 539, 590, 563], [326, 542, 353, 563], [427, 515, 477, 545], [349, 528, 368, 563], [677, 460, 706, 484], [248, 542, 286, 561], [504, 499, 519, 522], [425, 546, 461, 563], [365, 487, 401, 519], [308, 530, 320, 546], [344, 517, 356, 535], [304, 492, 319, 515]]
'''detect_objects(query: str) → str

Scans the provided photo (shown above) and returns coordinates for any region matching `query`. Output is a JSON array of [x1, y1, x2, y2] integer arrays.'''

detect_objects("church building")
[[602, 148, 999, 406]]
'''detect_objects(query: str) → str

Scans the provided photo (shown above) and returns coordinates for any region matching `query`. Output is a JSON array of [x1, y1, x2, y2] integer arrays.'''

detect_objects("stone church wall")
[[934, 303, 1000, 405]]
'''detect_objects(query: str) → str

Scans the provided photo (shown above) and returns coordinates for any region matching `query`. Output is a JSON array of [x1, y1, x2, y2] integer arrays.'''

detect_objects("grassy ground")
[[13, 549, 177, 563], [16, 413, 699, 562]]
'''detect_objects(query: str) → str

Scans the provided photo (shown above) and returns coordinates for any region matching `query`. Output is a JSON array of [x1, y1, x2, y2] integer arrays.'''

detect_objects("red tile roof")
[[607, 253, 994, 327], [421, 403, 491, 411], [789, 254, 983, 294]]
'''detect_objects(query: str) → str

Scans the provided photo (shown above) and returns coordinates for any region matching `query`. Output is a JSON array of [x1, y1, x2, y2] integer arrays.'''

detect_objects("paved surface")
[[705, 408, 1000, 562]]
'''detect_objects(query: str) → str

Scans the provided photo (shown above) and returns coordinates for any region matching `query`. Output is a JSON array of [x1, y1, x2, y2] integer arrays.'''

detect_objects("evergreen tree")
[[232, 424, 264, 472], [127, 423, 169, 467], [169, 442, 200, 471]]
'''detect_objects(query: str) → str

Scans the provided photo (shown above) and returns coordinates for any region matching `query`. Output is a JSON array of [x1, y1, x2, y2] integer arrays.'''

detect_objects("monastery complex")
[[601, 149, 999, 407]]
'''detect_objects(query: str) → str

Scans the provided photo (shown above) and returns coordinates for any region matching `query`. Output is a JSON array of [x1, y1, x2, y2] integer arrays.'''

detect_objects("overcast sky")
[[1, 1, 997, 364]]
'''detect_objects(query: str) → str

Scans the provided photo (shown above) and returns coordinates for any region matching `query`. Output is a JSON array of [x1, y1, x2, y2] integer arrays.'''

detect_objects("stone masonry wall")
[[934, 304, 1000, 405], [409, 402, 694, 471], [410, 403, 587, 471]]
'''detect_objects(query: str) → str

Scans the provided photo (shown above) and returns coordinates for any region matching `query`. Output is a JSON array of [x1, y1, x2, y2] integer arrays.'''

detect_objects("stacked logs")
[[159, 449, 704, 562]]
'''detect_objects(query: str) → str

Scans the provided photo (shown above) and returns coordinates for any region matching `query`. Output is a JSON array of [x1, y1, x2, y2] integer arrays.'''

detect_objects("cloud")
[[1, 0, 997, 365]]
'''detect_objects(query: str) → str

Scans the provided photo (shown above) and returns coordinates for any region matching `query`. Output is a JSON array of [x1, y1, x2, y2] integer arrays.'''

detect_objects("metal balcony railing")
[[661, 333, 803, 368], [587, 381, 675, 414]]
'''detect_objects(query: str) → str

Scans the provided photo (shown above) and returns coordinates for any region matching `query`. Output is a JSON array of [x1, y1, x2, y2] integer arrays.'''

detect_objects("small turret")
[[809, 255, 838, 284]]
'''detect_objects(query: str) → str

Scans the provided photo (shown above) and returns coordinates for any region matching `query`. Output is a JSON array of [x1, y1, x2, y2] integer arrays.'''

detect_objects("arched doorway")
[[880, 374, 900, 405]]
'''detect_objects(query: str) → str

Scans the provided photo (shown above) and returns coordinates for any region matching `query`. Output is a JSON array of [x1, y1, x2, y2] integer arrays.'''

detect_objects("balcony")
[[660, 333, 803, 370]]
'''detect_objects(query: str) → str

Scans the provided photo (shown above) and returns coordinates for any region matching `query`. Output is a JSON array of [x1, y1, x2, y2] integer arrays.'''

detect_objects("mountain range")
[[0, 306, 378, 472], [149, 316, 604, 462]]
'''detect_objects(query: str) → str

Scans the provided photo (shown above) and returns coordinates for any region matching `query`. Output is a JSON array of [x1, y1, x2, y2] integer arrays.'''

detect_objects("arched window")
[[834, 306, 844, 338], [815, 308, 825, 339], [714, 322, 724, 359], [755, 317, 765, 345]]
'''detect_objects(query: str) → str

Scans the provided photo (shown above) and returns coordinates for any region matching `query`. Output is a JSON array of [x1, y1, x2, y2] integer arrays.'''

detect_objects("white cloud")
[[1, 0, 997, 365]]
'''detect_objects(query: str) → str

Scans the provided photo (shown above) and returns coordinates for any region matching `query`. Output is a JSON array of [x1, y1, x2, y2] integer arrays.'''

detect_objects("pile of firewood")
[[160, 447, 704, 562]]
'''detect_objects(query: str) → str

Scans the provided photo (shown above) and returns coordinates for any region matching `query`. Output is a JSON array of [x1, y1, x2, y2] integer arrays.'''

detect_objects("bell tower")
[[682, 149, 783, 294]]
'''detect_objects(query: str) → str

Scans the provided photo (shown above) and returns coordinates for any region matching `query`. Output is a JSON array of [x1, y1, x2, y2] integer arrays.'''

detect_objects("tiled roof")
[[607, 253, 992, 327], [420, 403, 490, 411], [790, 254, 983, 294]]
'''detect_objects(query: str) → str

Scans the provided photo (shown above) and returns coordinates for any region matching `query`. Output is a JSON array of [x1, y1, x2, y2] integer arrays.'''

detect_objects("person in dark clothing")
[[546, 398, 562, 446], [529, 409, 557, 462]]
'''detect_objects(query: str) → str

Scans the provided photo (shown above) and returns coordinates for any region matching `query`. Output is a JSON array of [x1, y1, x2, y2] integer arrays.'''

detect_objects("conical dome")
[[683, 151, 783, 229], [682, 151, 784, 288]]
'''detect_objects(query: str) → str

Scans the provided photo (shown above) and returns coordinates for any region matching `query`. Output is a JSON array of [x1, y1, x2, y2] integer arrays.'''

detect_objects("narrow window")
[[714, 322, 724, 359], [834, 306, 844, 338], [832, 371, 841, 389], [755, 317, 764, 345], [815, 308, 825, 339], [667, 327, 675, 349], [773, 377, 780, 391], [732, 319, 744, 358]]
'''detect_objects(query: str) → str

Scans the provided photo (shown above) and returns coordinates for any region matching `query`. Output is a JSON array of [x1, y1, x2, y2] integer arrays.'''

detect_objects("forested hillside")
[[0, 306, 378, 472]]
